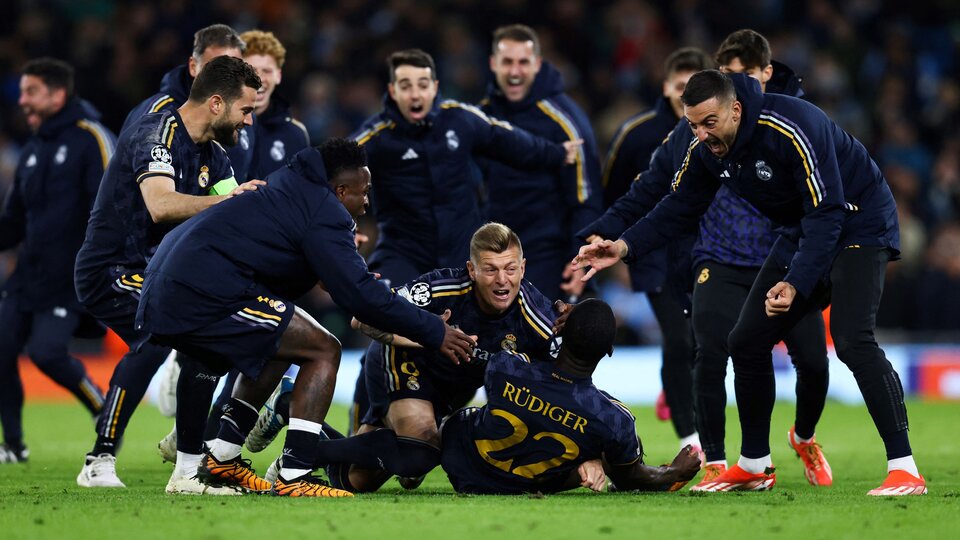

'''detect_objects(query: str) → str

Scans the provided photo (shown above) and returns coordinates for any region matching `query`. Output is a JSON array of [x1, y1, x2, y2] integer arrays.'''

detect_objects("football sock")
[[93, 342, 171, 455], [175, 451, 202, 478], [278, 418, 324, 480], [312, 428, 440, 478], [738, 454, 772, 474], [175, 358, 220, 454], [881, 428, 913, 460], [209, 398, 258, 461], [679, 432, 701, 450], [202, 370, 239, 442], [887, 455, 920, 477], [792, 430, 814, 445]]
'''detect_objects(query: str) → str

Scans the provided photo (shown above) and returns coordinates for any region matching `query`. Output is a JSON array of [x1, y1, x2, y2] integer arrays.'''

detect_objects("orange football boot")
[[690, 463, 775, 492], [788, 426, 833, 486], [867, 470, 927, 496]]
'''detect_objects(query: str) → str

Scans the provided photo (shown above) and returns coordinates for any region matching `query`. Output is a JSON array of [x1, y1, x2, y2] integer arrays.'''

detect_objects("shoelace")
[[90, 456, 117, 476], [702, 465, 725, 481], [801, 442, 824, 470]]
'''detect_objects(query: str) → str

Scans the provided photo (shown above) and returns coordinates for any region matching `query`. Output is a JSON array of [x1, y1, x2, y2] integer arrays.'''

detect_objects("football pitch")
[[1, 400, 957, 540]]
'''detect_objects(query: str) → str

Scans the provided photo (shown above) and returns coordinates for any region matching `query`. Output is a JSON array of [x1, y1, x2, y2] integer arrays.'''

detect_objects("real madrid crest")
[[199, 165, 210, 188], [406, 377, 420, 391], [501, 333, 518, 352], [755, 160, 773, 181]]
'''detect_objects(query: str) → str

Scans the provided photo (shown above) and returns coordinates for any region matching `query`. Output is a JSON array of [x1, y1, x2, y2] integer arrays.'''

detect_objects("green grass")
[[1, 400, 958, 539]]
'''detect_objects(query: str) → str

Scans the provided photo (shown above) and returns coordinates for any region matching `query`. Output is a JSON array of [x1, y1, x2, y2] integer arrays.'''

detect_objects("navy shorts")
[[79, 265, 148, 345], [151, 292, 295, 379], [361, 341, 479, 427]]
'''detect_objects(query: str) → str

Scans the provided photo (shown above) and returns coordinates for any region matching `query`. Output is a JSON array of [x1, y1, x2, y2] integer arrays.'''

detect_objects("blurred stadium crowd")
[[0, 0, 958, 344]]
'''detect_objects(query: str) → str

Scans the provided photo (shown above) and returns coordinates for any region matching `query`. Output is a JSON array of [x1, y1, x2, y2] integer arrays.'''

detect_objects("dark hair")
[[665, 47, 714, 76], [560, 299, 617, 368], [681, 69, 736, 108], [715, 29, 771, 71], [188, 56, 261, 104], [320, 137, 367, 181], [22, 57, 74, 98], [492, 24, 541, 56], [193, 24, 245, 59], [387, 49, 437, 82]]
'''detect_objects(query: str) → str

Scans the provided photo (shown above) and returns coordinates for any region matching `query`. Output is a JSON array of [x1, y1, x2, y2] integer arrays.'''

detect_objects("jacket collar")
[[382, 92, 442, 136], [726, 73, 764, 160], [484, 60, 565, 113], [158, 64, 192, 104], [37, 97, 99, 138]]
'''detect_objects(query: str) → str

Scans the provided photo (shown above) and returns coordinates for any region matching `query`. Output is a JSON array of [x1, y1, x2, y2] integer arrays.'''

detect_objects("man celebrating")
[[135, 138, 477, 497], [354, 48, 580, 288], [481, 24, 602, 301], [241, 29, 311, 178], [248, 223, 563, 493], [0, 58, 113, 463], [75, 56, 262, 493], [574, 70, 924, 496], [441, 299, 701, 494], [122, 24, 255, 181]]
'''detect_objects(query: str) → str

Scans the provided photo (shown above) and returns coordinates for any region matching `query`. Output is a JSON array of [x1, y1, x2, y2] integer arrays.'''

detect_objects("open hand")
[[571, 239, 628, 282]]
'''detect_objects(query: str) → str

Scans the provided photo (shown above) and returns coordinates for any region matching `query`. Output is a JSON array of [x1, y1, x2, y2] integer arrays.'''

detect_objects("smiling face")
[[334, 166, 372, 219], [490, 38, 541, 103], [245, 53, 281, 115], [388, 65, 438, 124], [467, 245, 526, 316], [18, 75, 66, 132], [684, 96, 742, 158], [211, 85, 256, 146]]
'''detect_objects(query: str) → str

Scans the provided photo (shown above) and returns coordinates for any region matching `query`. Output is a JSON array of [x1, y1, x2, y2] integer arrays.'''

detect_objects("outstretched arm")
[[606, 445, 701, 492]]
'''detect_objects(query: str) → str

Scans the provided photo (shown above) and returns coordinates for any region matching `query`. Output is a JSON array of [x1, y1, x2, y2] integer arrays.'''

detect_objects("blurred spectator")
[[0, 0, 956, 340]]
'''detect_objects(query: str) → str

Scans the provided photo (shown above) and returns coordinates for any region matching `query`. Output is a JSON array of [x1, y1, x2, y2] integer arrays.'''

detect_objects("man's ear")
[[209, 94, 224, 115], [188, 56, 200, 78], [466, 260, 476, 281]]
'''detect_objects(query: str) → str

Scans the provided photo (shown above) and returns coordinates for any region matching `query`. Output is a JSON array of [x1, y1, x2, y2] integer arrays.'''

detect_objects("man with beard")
[[574, 70, 924, 496], [480, 24, 602, 303], [0, 58, 113, 463], [75, 56, 263, 494]]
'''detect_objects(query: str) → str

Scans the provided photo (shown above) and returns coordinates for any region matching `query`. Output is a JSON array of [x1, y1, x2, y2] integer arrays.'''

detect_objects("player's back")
[[441, 350, 639, 494]]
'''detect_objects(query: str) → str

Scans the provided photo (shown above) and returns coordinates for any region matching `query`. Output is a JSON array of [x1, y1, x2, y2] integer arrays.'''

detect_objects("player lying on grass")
[[135, 138, 476, 497], [245, 222, 572, 492], [274, 299, 700, 494], [440, 299, 700, 494]]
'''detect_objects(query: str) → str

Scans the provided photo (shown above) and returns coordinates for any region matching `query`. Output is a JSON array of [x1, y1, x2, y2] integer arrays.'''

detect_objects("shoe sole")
[[867, 486, 927, 496], [691, 477, 776, 492]]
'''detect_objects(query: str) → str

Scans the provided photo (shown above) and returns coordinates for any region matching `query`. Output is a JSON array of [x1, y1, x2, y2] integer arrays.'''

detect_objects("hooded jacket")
[[620, 73, 899, 298], [250, 94, 310, 178], [136, 148, 445, 349], [353, 94, 567, 281], [121, 64, 256, 182], [1, 98, 115, 310], [479, 62, 602, 268]]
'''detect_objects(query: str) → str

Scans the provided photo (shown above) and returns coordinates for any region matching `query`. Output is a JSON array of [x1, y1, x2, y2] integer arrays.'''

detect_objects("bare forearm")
[[607, 463, 683, 492], [146, 190, 225, 223], [352, 318, 423, 348]]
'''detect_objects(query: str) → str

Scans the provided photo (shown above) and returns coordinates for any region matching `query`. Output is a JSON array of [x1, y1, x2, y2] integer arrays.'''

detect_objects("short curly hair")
[[319, 137, 367, 180], [240, 30, 286, 68]]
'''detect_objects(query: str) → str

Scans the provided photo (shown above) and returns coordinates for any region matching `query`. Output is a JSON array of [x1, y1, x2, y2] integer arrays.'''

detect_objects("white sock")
[[887, 456, 919, 477], [288, 418, 324, 435], [208, 439, 242, 462], [679, 432, 701, 450], [793, 431, 814, 445], [738, 455, 772, 474], [175, 452, 202, 478], [278, 418, 325, 480], [706, 459, 727, 468]]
